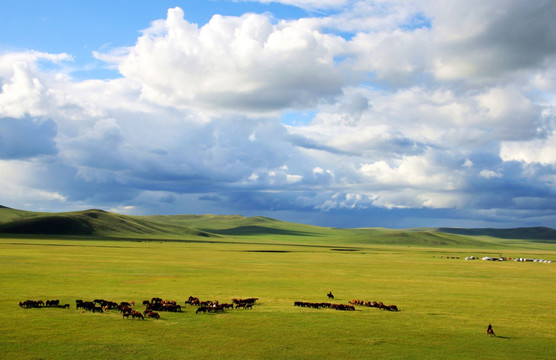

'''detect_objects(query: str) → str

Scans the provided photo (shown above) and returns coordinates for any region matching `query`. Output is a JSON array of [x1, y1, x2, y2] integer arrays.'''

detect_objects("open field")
[[1, 233, 555, 359]]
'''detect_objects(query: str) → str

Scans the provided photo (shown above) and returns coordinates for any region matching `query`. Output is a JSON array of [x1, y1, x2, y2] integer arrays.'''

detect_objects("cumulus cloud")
[[106, 7, 350, 112], [338, 0, 556, 87]]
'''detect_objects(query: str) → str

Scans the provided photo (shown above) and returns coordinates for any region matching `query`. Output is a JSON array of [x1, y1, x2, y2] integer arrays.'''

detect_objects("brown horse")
[[131, 311, 144, 319], [145, 311, 160, 319]]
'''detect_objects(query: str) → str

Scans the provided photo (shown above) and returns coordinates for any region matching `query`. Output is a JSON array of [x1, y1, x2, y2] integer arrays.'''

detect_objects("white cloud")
[[0, 62, 47, 118], [108, 7, 349, 112], [500, 132, 556, 165], [358, 154, 458, 190], [370, 189, 466, 210], [286, 174, 303, 183], [479, 170, 502, 179]]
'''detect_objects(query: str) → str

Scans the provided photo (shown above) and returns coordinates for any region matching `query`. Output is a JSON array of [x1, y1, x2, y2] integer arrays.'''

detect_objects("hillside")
[[0, 208, 218, 239], [1, 206, 555, 247], [436, 227, 556, 242]]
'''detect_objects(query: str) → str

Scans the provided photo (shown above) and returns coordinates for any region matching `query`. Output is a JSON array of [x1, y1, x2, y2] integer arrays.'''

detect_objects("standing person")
[[487, 324, 496, 336]]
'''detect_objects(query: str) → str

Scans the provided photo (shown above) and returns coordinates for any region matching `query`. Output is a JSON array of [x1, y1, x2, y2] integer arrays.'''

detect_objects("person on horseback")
[[487, 324, 496, 336]]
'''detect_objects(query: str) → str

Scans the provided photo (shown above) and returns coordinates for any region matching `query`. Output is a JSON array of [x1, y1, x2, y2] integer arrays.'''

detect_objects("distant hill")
[[0, 208, 217, 238], [436, 227, 556, 242], [1, 205, 555, 247]]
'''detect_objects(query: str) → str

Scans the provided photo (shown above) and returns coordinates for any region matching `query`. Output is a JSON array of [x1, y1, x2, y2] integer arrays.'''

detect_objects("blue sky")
[[1, 0, 555, 229]]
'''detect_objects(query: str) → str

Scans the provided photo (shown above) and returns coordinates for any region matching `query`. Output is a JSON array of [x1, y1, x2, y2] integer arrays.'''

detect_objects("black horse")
[[327, 292, 334, 300]]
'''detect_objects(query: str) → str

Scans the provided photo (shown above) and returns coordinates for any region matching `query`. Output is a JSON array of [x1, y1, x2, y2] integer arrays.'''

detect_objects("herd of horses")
[[348, 299, 399, 311], [294, 293, 399, 312], [19, 299, 70, 309], [19, 294, 398, 319], [18, 296, 261, 320], [294, 301, 356, 311]]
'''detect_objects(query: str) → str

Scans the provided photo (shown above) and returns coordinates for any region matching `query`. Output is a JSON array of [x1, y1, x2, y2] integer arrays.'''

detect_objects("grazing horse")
[[131, 310, 144, 319], [327, 292, 334, 300], [82, 302, 95, 311], [144, 311, 160, 319], [46, 300, 60, 307], [196, 307, 208, 314]]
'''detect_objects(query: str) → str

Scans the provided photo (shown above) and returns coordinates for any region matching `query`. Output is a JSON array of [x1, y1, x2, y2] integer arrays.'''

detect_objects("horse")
[[145, 311, 160, 319], [186, 296, 200, 305], [46, 300, 59, 307], [196, 307, 208, 314], [131, 311, 144, 319], [327, 292, 334, 300], [82, 302, 95, 311]]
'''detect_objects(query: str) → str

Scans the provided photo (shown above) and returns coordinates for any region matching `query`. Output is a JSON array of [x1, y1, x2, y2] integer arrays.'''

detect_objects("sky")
[[0, 0, 555, 229]]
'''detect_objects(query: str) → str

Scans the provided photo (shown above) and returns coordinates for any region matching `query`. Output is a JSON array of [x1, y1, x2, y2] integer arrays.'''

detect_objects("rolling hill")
[[1, 205, 555, 247]]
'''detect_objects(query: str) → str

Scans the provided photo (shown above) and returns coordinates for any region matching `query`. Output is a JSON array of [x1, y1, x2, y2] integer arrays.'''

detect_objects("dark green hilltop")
[[0, 205, 555, 247]]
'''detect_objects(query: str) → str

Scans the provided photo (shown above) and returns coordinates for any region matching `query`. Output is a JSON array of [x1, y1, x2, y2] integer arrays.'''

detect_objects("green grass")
[[1, 235, 555, 359]]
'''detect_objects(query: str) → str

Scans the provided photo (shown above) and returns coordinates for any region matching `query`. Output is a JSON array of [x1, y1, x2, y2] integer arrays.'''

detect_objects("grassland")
[[0, 207, 555, 359]]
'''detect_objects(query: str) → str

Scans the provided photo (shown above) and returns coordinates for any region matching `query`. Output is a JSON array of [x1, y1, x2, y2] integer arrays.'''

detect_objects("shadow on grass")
[[203, 225, 317, 237]]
